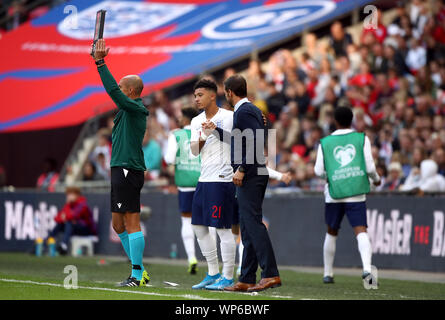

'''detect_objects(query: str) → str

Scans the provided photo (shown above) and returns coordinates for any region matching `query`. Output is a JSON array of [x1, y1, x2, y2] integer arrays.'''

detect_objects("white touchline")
[[0, 278, 212, 300]]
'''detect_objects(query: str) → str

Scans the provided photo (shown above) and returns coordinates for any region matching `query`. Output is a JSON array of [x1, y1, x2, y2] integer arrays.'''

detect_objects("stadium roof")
[[0, 0, 374, 132]]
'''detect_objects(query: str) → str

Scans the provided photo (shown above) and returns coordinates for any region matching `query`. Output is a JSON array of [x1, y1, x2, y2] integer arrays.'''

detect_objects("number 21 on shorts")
[[212, 205, 221, 219]]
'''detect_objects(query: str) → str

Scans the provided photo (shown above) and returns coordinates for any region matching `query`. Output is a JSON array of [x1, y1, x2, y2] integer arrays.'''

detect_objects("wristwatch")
[[238, 166, 246, 173], [95, 59, 105, 66]]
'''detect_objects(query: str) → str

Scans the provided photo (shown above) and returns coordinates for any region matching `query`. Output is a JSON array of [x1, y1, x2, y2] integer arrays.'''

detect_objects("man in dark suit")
[[223, 75, 281, 292]]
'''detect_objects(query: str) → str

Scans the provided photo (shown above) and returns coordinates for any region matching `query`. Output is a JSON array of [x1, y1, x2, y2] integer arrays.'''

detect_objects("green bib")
[[320, 132, 370, 199], [173, 129, 201, 188]]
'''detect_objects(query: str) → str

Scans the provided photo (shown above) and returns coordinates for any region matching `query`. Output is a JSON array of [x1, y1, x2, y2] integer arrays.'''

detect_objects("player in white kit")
[[190, 79, 237, 290]]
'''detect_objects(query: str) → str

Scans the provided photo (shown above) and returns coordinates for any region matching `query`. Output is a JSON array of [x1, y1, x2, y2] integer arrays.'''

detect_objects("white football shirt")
[[190, 108, 234, 183]]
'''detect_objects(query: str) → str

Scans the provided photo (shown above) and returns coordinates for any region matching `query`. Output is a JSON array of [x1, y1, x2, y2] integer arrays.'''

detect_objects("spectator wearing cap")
[[382, 162, 405, 191]]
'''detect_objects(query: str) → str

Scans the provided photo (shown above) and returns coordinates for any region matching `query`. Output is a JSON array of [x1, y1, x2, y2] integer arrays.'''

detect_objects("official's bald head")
[[118, 75, 144, 99]]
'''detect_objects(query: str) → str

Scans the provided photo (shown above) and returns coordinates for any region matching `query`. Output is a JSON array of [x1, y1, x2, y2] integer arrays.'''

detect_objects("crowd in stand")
[[0, 0, 65, 34], [80, 0, 445, 194]]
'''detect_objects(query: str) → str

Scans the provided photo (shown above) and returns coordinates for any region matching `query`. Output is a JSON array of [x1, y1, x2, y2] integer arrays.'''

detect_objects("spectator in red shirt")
[[436, 0, 445, 22], [36, 158, 59, 192], [432, 18, 445, 44], [349, 62, 374, 87], [361, 9, 387, 44], [47, 186, 97, 255]]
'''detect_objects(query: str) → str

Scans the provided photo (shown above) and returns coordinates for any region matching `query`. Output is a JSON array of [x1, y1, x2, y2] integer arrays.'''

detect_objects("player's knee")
[[112, 217, 125, 234], [353, 226, 367, 236], [192, 224, 208, 239], [327, 226, 338, 236], [216, 228, 235, 244], [112, 221, 125, 234]]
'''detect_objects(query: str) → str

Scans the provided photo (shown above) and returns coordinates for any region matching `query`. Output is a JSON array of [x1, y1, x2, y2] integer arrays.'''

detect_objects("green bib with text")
[[173, 129, 201, 188], [320, 132, 370, 199]]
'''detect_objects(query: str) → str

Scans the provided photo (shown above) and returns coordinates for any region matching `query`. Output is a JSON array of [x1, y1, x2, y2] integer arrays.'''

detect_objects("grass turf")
[[0, 253, 444, 300]]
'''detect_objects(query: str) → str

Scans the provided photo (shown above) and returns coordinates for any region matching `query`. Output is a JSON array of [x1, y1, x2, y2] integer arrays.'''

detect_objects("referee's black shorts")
[[111, 166, 144, 213]]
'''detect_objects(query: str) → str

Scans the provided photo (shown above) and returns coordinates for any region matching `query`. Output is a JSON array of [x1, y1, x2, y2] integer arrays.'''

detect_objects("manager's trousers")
[[237, 174, 279, 284]]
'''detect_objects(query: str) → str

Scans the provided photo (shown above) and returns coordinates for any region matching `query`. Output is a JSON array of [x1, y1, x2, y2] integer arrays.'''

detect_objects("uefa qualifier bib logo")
[[333, 144, 356, 168]]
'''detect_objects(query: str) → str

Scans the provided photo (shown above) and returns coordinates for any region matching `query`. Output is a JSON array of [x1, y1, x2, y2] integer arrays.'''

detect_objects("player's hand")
[[233, 169, 245, 187], [261, 113, 267, 126], [280, 172, 292, 185], [92, 39, 110, 61], [201, 120, 216, 136]]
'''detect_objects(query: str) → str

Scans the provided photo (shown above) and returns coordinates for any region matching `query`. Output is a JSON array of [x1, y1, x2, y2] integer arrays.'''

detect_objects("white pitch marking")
[[0, 278, 212, 300], [163, 281, 180, 287]]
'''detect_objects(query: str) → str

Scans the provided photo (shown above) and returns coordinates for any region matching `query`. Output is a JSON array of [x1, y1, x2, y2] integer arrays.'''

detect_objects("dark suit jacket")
[[231, 101, 267, 178]]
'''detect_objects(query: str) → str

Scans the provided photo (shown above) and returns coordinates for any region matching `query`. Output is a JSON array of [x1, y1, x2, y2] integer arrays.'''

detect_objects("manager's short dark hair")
[[193, 78, 217, 93], [334, 106, 353, 127], [224, 75, 247, 98]]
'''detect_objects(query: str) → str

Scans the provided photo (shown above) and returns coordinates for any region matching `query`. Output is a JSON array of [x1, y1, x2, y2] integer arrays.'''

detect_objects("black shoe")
[[57, 243, 68, 256], [188, 262, 198, 275], [323, 276, 334, 284], [118, 277, 141, 287]]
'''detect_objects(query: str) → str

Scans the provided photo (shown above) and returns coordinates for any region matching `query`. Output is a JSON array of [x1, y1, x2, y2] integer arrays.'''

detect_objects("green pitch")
[[0, 253, 444, 300]]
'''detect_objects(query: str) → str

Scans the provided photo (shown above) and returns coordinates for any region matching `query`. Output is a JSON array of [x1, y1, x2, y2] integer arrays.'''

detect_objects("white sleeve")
[[266, 167, 283, 181], [225, 111, 234, 131], [364, 136, 380, 182], [314, 144, 326, 178], [164, 132, 178, 165]]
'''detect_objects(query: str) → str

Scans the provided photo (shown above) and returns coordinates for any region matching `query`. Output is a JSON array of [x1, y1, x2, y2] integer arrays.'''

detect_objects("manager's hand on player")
[[92, 38, 110, 61], [233, 169, 244, 187], [261, 113, 267, 126], [280, 172, 292, 185]]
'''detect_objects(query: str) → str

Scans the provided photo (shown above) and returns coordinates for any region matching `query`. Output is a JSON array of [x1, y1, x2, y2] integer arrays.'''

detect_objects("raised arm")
[[93, 39, 142, 113]]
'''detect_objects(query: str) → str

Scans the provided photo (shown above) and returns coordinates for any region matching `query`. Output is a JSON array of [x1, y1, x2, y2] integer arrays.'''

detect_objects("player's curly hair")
[[334, 106, 353, 128], [193, 78, 217, 93]]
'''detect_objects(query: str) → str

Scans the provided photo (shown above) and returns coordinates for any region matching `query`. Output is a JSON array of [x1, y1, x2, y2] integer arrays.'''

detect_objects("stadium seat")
[[70, 236, 99, 257]]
